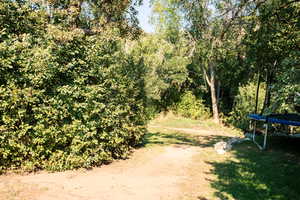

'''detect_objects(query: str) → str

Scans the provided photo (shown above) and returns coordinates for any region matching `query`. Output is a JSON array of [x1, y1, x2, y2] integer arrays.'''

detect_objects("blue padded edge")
[[267, 117, 300, 126], [248, 114, 300, 126], [248, 114, 266, 121]]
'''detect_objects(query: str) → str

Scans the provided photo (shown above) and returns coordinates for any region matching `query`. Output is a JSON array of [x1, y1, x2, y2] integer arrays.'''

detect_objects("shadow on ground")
[[207, 136, 300, 200], [141, 131, 230, 148], [142, 129, 300, 200]]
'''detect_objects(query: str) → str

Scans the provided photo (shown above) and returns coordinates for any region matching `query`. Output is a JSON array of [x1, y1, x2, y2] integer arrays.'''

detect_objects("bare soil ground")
[[0, 124, 237, 200]]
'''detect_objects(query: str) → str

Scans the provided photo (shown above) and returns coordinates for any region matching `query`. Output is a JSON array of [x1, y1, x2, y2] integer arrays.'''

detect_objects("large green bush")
[[0, 2, 147, 172], [174, 91, 210, 120], [227, 82, 265, 130]]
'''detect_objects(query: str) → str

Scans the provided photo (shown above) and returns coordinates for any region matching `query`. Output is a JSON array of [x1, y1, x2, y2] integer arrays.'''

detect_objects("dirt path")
[[0, 124, 235, 200], [0, 145, 204, 200]]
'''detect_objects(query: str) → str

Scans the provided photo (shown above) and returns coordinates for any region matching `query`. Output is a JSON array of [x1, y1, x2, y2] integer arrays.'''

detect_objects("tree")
[[23, 0, 142, 36], [130, 33, 191, 112], [166, 0, 255, 123], [244, 0, 300, 114]]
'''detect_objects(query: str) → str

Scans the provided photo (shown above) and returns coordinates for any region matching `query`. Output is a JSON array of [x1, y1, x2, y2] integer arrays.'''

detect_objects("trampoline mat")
[[268, 114, 300, 122], [249, 113, 300, 126]]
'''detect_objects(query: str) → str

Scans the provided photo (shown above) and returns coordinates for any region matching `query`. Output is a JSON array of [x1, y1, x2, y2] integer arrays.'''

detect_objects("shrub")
[[0, 2, 147, 172], [174, 91, 210, 120], [226, 82, 265, 130]]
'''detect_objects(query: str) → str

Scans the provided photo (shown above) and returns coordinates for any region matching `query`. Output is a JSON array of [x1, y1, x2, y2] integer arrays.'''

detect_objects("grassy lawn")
[[149, 112, 242, 134], [210, 139, 300, 200], [147, 114, 300, 200]]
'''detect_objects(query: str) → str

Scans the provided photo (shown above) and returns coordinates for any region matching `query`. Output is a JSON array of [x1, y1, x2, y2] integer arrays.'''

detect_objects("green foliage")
[[130, 34, 190, 111], [152, 0, 300, 123], [243, 0, 300, 114], [151, 0, 183, 43], [268, 59, 300, 114], [227, 82, 265, 130], [0, 2, 147, 172], [174, 91, 210, 120], [1, 0, 299, 173]]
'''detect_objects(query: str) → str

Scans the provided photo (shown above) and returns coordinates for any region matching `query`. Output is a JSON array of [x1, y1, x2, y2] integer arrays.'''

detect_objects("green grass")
[[149, 113, 201, 129], [209, 138, 300, 200], [146, 115, 300, 200], [149, 112, 242, 135]]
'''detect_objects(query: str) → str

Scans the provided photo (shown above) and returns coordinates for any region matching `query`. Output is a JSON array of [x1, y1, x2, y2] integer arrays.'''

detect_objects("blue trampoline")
[[248, 113, 300, 150]]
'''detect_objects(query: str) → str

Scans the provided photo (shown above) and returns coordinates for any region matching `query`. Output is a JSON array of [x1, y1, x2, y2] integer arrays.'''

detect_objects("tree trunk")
[[254, 72, 261, 114], [209, 65, 220, 124], [261, 60, 276, 114], [203, 63, 220, 124], [260, 69, 269, 115], [217, 80, 221, 110]]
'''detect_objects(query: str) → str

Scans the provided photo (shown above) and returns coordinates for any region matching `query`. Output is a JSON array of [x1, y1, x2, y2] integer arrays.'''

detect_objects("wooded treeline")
[[150, 0, 299, 125], [0, 0, 299, 171]]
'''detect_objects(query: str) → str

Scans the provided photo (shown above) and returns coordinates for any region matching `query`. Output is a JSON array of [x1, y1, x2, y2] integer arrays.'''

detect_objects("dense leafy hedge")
[[0, 2, 147, 172]]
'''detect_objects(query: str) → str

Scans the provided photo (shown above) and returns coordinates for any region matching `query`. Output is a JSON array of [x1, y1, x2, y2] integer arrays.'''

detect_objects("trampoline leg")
[[252, 121, 263, 150], [252, 121, 256, 141], [263, 123, 269, 150]]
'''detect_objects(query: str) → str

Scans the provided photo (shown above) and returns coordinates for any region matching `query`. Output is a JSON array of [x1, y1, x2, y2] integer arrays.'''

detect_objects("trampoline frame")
[[248, 114, 300, 150], [249, 114, 268, 150]]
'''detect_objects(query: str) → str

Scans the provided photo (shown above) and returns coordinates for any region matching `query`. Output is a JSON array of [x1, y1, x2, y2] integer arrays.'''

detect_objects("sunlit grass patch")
[[149, 112, 201, 128], [147, 114, 300, 200], [149, 112, 242, 135], [208, 141, 300, 200]]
